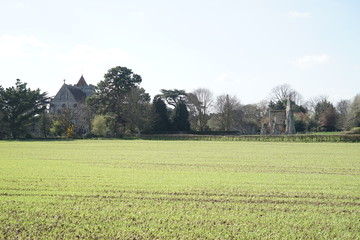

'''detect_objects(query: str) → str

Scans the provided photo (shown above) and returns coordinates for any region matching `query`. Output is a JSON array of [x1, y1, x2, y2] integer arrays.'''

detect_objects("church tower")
[[49, 75, 95, 114]]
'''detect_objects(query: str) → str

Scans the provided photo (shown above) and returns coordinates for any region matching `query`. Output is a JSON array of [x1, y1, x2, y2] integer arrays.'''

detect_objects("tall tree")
[[122, 87, 151, 134], [88, 66, 142, 136], [314, 98, 332, 121], [347, 94, 360, 128], [152, 97, 171, 132], [314, 98, 337, 131], [239, 104, 263, 133], [336, 99, 350, 130], [0, 79, 49, 138], [268, 84, 302, 106], [37, 113, 52, 138], [172, 100, 190, 131], [187, 88, 213, 131], [214, 94, 241, 131], [306, 95, 328, 116], [0, 86, 9, 138], [156, 89, 187, 107], [319, 106, 337, 131]]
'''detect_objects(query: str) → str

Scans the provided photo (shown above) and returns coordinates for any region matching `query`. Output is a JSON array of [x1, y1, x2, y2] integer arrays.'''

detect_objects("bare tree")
[[336, 99, 350, 130], [214, 94, 241, 131], [122, 87, 151, 134], [74, 103, 94, 135], [269, 84, 302, 106], [319, 105, 337, 131], [347, 94, 360, 129], [187, 88, 214, 131], [306, 95, 329, 116], [256, 100, 269, 119]]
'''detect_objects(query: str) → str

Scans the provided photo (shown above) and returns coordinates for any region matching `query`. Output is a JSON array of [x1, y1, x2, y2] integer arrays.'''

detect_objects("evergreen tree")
[[156, 89, 187, 107], [152, 97, 171, 132], [172, 101, 190, 131], [88, 66, 142, 136], [0, 79, 49, 138]]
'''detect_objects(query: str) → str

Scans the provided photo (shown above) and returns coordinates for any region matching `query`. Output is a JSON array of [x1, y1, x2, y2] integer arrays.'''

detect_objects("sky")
[[0, 0, 359, 104]]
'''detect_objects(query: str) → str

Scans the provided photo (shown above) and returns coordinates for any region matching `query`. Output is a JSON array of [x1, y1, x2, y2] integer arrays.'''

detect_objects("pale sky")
[[0, 0, 359, 104]]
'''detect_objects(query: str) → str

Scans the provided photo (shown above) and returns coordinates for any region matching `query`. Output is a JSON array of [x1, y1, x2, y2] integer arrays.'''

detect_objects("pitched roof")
[[76, 75, 88, 87], [67, 85, 87, 102]]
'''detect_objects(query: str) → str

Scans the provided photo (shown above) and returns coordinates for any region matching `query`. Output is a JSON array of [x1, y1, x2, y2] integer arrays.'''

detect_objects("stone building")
[[50, 75, 95, 114], [268, 110, 286, 134], [285, 95, 296, 134], [261, 97, 296, 135]]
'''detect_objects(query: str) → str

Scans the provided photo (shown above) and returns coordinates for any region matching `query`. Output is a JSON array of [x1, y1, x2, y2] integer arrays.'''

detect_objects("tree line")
[[1, 66, 360, 139]]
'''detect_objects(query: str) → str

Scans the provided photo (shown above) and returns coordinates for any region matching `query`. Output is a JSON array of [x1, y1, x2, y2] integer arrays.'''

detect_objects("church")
[[50, 75, 95, 114]]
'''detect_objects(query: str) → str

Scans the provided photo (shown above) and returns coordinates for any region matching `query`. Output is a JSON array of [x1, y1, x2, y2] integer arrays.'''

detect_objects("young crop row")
[[0, 140, 359, 239], [1, 188, 359, 239]]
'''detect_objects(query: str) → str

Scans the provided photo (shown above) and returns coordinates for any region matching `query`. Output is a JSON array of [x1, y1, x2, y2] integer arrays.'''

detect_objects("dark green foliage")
[[172, 101, 190, 131], [103, 66, 142, 94], [89, 66, 142, 113], [307, 118, 318, 132], [37, 113, 51, 138], [268, 100, 286, 110], [154, 89, 190, 132], [0, 92, 10, 138], [295, 118, 306, 133], [294, 105, 307, 113], [88, 66, 142, 136], [156, 89, 187, 107], [269, 99, 306, 113], [0, 79, 49, 138], [152, 97, 171, 132]]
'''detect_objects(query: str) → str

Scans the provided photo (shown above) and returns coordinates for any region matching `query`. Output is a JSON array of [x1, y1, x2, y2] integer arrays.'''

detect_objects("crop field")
[[0, 140, 359, 239]]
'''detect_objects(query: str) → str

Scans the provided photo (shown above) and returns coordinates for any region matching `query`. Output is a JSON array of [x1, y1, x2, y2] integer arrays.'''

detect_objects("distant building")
[[50, 75, 95, 114]]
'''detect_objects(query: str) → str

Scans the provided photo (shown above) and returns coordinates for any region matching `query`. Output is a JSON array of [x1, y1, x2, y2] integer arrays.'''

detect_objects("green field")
[[0, 140, 359, 239]]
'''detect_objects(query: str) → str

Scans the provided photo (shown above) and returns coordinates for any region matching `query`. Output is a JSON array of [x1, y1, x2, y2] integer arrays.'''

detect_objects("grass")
[[0, 140, 359, 239], [139, 133, 360, 142], [308, 131, 343, 135]]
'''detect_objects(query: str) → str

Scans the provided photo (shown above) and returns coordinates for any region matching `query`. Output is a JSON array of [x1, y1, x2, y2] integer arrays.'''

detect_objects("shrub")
[[91, 115, 108, 137], [65, 124, 75, 138], [350, 127, 360, 134], [50, 120, 65, 136]]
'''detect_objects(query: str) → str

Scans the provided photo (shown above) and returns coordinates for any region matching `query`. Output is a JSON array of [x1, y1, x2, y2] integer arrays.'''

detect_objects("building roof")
[[67, 85, 87, 102], [76, 75, 88, 87]]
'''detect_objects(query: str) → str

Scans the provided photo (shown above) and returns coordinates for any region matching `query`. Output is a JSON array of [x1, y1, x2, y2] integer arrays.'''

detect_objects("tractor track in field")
[[2, 188, 360, 200], [1, 192, 359, 208]]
